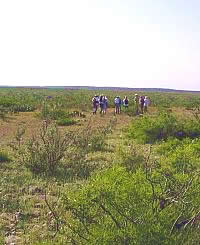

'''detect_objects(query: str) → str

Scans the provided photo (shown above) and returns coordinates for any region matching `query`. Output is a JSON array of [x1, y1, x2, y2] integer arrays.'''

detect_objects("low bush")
[[11, 104, 36, 112], [39, 101, 69, 120], [155, 137, 183, 156], [62, 164, 200, 244], [182, 119, 200, 138], [20, 123, 73, 174], [156, 138, 200, 173], [88, 119, 116, 152], [117, 144, 145, 172], [56, 118, 76, 126], [128, 112, 178, 144], [128, 112, 200, 144], [12, 119, 115, 178], [62, 166, 151, 244]]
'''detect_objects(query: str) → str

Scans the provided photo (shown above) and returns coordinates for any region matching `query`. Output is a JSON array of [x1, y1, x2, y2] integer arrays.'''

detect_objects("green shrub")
[[155, 137, 184, 156], [57, 118, 76, 126], [62, 165, 200, 244], [88, 119, 116, 152], [21, 123, 72, 174], [62, 166, 152, 244], [39, 101, 69, 120], [11, 104, 36, 112], [182, 119, 200, 138], [14, 120, 114, 178], [88, 133, 106, 152], [117, 144, 145, 172], [156, 138, 200, 173], [128, 111, 200, 144], [128, 112, 178, 144]]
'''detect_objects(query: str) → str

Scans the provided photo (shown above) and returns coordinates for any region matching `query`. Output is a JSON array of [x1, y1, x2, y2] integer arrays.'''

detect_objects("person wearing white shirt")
[[144, 96, 151, 113]]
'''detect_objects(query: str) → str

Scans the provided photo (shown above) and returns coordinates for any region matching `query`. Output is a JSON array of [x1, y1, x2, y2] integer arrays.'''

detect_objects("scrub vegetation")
[[1, 87, 200, 244]]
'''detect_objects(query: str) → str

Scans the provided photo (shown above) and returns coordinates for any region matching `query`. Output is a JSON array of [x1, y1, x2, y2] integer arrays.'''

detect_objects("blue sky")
[[0, 0, 200, 90]]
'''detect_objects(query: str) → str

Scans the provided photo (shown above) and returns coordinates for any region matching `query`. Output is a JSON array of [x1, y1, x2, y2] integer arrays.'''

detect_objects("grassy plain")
[[1, 88, 200, 244]]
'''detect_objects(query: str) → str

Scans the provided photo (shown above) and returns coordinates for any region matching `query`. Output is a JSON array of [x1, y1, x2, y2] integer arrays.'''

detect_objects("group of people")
[[92, 94, 151, 115], [92, 94, 108, 114], [134, 94, 151, 115], [114, 95, 129, 114]]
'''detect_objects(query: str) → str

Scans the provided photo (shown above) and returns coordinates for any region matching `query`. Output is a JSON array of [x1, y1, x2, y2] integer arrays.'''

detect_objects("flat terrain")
[[1, 88, 200, 244], [0, 108, 133, 146]]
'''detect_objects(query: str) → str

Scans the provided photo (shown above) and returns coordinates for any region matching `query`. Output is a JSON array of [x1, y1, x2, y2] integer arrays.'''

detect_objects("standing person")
[[103, 96, 108, 114], [139, 96, 145, 114], [92, 95, 99, 114], [134, 94, 139, 115], [99, 94, 105, 114], [144, 96, 151, 113], [123, 96, 129, 109], [114, 96, 121, 114]]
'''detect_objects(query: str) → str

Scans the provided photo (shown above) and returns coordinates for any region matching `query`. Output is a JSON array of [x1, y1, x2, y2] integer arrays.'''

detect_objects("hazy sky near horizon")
[[0, 0, 200, 90]]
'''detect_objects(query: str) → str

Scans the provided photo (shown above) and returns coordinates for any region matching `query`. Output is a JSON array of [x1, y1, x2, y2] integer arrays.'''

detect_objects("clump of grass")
[[57, 118, 76, 126]]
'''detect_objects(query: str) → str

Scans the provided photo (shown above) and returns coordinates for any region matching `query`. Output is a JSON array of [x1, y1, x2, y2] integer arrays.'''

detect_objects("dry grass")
[[0, 108, 134, 146]]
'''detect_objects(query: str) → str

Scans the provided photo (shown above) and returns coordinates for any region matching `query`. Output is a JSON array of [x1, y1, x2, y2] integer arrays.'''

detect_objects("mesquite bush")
[[21, 122, 74, 174], [15, 119, 115, 177]]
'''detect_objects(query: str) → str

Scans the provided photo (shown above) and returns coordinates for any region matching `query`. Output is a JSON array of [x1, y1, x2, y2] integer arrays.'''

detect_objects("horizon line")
[[0, 85, 200, 92]]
